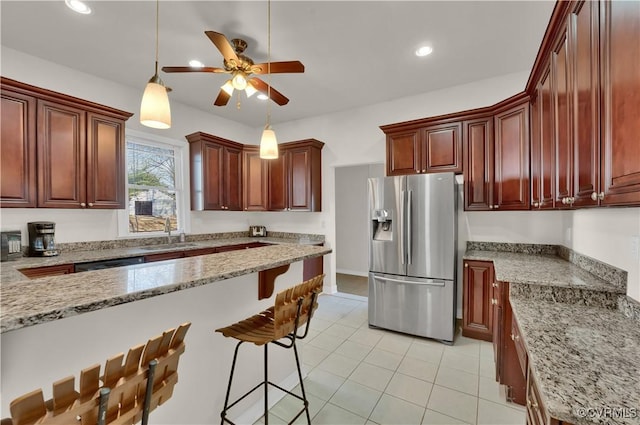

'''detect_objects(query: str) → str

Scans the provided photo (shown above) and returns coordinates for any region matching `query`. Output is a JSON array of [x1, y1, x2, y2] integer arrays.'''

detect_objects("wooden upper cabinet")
[[463, 117, 493, 211], [86, 112, 126, 209], [187, 132, 243, 211], [270, 139, 323, 212], [243, 146, 268, 211], [539, 65, 556, 210], [494, 99, 530, 210], [384, 123, 461, 176], [552, 27, 573, 208], [0, 88, 36, 207], [37, 99, 87, 208], [599, 0, 640, 205], [421, 123, 462, 173], [1, 77, 132, 209], [571, 0, 600, 207], [386, 131, 419, 176]]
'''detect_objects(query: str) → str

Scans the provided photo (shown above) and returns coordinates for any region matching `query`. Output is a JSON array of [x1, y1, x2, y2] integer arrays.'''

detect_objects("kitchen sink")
[[139, 243, 198, 251]]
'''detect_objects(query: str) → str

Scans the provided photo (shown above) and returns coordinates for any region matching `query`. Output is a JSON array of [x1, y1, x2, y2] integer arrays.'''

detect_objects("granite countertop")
[[0, 236, 320, 284], [510, 294, 640, 425], [1, 243, 331, 334], [464, 250, 624, 294]]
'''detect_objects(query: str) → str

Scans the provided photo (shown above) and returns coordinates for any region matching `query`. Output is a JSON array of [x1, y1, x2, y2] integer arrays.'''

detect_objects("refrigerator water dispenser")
[[372, 209, 393, 241]]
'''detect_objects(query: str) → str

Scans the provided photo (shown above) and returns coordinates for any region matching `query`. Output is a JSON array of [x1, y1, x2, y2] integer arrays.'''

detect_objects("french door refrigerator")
[[368, 173, 457, 343]]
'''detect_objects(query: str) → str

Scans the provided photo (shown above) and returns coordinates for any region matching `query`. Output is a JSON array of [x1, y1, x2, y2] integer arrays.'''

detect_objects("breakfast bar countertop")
[[1, 243, 331, 334]]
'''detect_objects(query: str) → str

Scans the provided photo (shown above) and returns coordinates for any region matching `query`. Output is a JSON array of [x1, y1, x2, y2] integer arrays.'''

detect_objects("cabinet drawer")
[[512, 318, 527, 377], [144, 251, 185, 262]]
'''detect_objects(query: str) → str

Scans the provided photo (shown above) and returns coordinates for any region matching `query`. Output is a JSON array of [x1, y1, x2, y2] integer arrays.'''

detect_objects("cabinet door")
[[243, 149, 268, 211], [552, 28, 573, 207], [1, 89, 36, 207], [421, 123, 462, 173], [463, 117, 493, 211], [37, 100, 86, 208], [200, 142, 224, 210], [571, 0, 600, 207], [268, 153, 288, 211], [86, 112, 126, 209], [600, 0, 640, 205], [492, 282, 503, 382], [539, 65, 556, 209], [386, 131, 419, 176], [494, 102, 530, 210], [530, 91, 541, 210], [462, 260, 493, 342], [288, 147, 313, 211], [223, 146, 242, 211]]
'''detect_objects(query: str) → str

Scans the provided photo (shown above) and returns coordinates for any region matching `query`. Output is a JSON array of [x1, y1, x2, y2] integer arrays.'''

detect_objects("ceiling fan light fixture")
[[231, 72, 248, 90], [140, 76, 171, 129], [245, 81, 258, 98], [65, 0, 91, 14], [260, 125, 278, 159], [221, 80, 235, 96], [188, 59, 205, 68], [257, 93, 269, 100]]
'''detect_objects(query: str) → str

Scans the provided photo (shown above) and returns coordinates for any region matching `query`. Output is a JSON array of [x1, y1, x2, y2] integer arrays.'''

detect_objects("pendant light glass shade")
[[140, 0, 171, 129], [140, 75, 171, 129], [221, 80, 234, 96], [260, 125, 278, 159]]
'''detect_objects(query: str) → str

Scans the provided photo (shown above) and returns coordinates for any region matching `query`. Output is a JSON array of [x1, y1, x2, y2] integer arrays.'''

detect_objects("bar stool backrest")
[[273, 274, 324, 340]]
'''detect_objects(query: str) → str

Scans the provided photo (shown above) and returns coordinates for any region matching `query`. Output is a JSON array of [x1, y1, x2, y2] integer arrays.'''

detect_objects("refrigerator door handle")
[[400, 190, 406, 265], [407, 189, 412, 265], [372, 274, 446, 287]]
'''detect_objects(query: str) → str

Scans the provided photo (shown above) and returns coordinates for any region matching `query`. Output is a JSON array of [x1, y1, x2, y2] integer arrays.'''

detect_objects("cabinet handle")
[[88, 202, 94, 207], [568, 197, 575, 205], [494, 205, 499, 209], [591, 192, 598, 201], [561, 197, 567, 205], [491, 298, 497, 305], [80, 202, 86, 207], [527, 399, 539, 410], [598, 192, 605, 200], [464, 263, 468, 268], [492, 282, 498, 288], [533, 202, 539, 208], [422, 169, 426, 173], [510, 333, 514, 341]]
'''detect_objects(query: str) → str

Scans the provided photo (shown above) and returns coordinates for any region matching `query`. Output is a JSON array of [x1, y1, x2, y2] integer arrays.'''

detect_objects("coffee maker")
[[28, 222, 59, 257]]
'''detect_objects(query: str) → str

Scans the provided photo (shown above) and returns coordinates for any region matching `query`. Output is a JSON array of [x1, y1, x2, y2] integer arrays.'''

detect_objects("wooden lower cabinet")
[[183, 247, 218, 257], [19, 263, 74, 279], [462, 260, 494, 341], [143, 251, 186, 263], [501, 290, 526, 405]]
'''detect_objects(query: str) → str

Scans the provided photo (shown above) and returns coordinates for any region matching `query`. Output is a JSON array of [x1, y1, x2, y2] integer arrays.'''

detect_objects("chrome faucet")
[[164, 217, 172, 244]]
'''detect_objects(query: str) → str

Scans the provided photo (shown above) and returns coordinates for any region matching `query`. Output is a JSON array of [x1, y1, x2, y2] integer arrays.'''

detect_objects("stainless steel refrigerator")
[[368, 173, 457, 343]]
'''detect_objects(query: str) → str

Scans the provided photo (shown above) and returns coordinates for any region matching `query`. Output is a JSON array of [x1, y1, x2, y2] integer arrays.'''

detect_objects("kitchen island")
[[1, 243, 331, 424]]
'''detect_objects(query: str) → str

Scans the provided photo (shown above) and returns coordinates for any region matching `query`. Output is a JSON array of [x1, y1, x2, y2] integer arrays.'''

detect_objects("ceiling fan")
[[162, 31, 304, 107]]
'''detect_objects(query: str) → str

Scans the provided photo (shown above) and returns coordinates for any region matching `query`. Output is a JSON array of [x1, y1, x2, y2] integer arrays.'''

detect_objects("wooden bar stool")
[[216, 274, 324, 425]]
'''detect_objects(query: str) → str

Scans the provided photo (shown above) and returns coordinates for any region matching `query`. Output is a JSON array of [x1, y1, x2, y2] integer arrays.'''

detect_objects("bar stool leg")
[[264, 344, 269, 425], [221, 341, 244, 425], [293, 341, 311, 425]]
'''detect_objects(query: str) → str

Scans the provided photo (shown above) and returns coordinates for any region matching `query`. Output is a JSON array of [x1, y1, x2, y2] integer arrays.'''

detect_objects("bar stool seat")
[[216, 274, 324, 425]]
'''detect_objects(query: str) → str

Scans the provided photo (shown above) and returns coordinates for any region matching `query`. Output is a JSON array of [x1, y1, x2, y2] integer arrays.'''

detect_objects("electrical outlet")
[[631, 236, 640, 260]]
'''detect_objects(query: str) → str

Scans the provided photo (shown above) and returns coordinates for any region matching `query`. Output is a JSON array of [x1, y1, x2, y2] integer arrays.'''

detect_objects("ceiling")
[[1, 1, 555, 128]]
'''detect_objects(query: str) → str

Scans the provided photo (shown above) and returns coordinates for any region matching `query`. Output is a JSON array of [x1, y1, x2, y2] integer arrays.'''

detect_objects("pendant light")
[[259, 0, 278, 159], [140, 0, 171, 129]]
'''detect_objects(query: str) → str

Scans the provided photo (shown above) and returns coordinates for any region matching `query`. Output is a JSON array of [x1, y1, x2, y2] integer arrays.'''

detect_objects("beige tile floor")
[[255, 293, 526, 425]]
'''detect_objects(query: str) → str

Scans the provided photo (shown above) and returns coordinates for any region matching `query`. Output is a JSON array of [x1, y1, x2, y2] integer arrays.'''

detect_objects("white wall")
[[335, 163, 384, 276]]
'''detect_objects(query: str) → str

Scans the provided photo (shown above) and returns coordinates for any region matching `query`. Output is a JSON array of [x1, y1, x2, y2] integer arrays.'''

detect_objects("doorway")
[[334, 163, 384, 297]]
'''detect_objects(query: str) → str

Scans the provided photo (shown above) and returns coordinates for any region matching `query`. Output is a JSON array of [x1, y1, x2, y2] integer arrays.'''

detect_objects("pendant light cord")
[[266, 0, 272, 126], [154, 0, 160, 76]]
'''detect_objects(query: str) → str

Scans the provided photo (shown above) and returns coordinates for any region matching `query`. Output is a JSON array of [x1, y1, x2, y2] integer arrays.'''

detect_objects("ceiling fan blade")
[[205, 31, 239, 62], [251, 61, 305, 74], [214, 89, 232, 106], [250, 78, 290, 105], [162, 66, 227, 73]]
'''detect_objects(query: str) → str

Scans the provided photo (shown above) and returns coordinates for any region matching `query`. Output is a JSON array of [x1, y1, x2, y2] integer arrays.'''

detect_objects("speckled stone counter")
[[510, 294, 640, 425], [1, 243, 330, 333], [0, 234, 323, 284]]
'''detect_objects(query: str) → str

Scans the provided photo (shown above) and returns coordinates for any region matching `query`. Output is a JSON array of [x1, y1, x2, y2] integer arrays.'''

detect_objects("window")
[[123, 134, 184, 235]]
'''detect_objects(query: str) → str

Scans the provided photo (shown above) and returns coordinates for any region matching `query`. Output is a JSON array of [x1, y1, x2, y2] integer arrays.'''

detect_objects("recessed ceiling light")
[[189, 60, 204, 68], [257, 94, 269, 100], [415, 46, 433, 57], [65, 0, 91, 14]]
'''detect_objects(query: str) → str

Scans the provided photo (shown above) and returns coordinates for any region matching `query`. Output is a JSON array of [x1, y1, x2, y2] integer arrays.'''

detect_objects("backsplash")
[[556, 246, 627, 292]]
